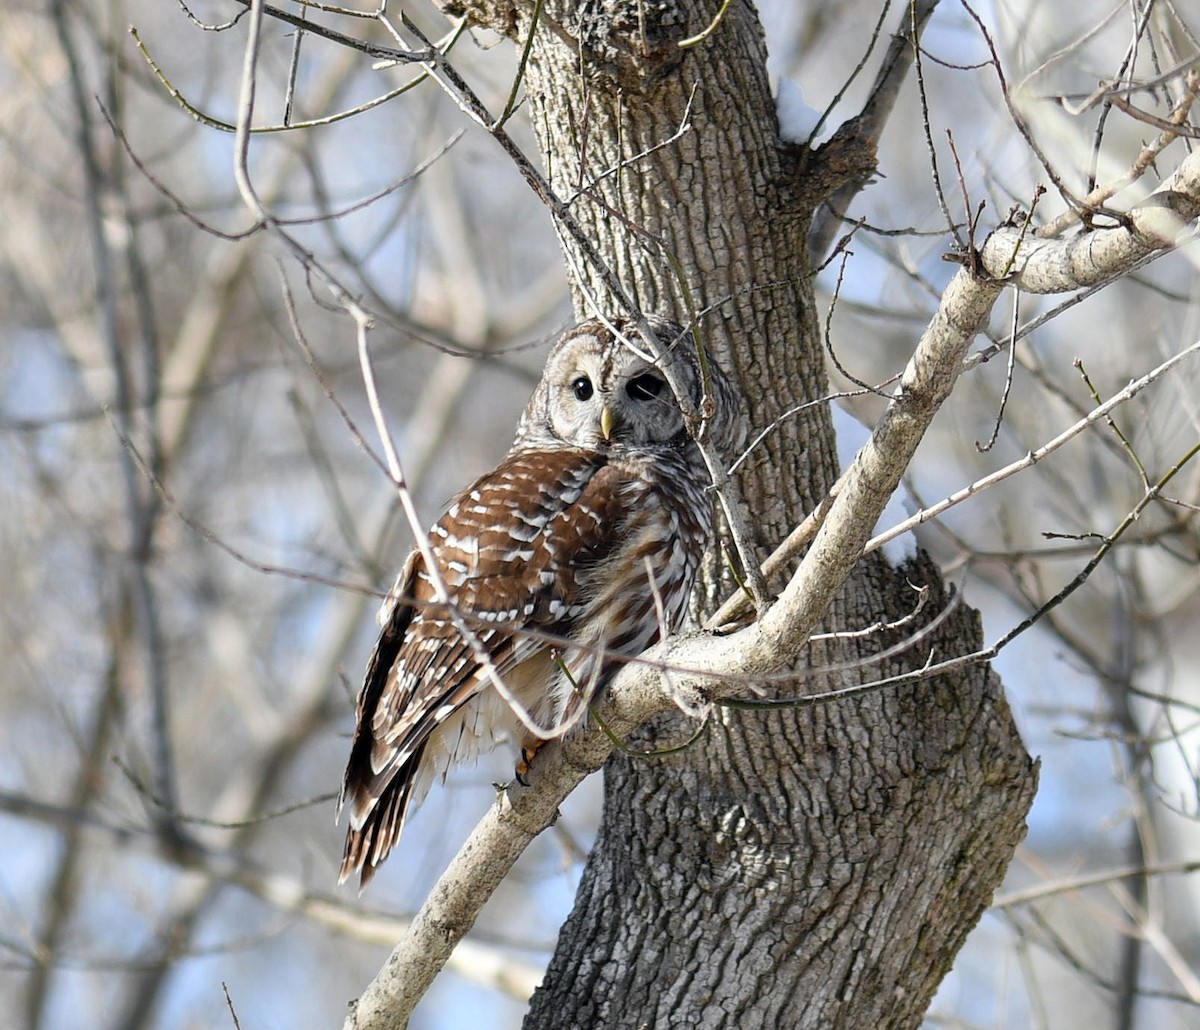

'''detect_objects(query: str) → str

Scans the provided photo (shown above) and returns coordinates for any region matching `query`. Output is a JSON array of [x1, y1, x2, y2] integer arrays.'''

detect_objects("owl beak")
[[600, 405, 616, 441]]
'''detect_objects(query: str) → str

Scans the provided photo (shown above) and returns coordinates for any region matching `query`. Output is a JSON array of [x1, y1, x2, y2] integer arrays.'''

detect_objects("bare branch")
[[809, 0, 941, 260], [981, 149, 1200, 291]]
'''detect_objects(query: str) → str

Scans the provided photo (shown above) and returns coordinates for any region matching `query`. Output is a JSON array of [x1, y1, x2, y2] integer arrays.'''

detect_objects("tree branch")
[[807, 0, 941, 260], [343, 126, 1200, 1026], [980, 151, 1200, 289], [711, 146, 1200, 632]]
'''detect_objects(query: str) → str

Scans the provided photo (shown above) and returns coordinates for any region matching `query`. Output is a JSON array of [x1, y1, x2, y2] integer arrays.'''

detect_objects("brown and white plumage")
[[338, 317, 740, 887]]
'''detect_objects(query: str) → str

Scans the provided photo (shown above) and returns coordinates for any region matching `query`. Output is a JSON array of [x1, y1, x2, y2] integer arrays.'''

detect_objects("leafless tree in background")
[[1, 1, 1198, 1028]]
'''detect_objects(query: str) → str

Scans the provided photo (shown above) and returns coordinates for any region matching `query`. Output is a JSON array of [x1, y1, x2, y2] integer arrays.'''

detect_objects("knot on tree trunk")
[[571, 0, 690, 91], [442, 0, 695, 92]]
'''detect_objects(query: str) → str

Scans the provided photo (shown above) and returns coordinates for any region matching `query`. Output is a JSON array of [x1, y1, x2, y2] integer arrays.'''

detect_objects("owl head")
[[515, 317, 741, 458]]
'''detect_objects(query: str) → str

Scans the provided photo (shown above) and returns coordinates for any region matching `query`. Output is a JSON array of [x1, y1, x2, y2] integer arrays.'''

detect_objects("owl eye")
[[571, 376, 594, 401], [627, 373, 664, 401]]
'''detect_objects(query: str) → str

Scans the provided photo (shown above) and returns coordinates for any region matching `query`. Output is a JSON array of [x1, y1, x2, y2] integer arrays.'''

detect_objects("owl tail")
[[337, 747, 424, 890]]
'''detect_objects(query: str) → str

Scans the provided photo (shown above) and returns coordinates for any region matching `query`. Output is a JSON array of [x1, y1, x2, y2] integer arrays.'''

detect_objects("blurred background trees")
[[1, 1, 1198, 1027]]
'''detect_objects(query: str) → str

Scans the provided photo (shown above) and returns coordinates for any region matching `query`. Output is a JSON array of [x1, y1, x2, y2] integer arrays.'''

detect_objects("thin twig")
[[867, 339, 1200, 555]]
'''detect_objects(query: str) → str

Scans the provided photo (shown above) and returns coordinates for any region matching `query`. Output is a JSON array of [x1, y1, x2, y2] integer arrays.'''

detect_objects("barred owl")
[[338, 317, 740, 887]]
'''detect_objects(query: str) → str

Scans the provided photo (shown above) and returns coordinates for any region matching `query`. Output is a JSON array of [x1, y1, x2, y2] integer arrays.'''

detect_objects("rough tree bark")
[[433, 1, 1038, 1027]]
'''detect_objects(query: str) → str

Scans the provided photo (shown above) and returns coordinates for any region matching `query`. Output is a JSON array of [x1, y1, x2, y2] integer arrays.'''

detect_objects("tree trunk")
[[448, 2, 1038, 1026]]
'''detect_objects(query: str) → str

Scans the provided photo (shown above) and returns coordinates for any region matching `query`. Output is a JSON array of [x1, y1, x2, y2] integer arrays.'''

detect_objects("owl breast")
[[546, 447, 711, 727]]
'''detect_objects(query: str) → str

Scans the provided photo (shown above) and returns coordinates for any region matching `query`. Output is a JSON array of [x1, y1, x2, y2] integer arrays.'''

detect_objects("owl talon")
[[515, 743, 544, 785]]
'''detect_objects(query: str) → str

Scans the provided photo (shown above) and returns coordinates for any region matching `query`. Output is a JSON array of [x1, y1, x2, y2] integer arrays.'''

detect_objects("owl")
[[338, 317, 741, 887]]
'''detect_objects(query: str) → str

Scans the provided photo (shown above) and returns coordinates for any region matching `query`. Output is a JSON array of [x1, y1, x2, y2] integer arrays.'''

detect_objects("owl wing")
[[339, 448, 629, 885]]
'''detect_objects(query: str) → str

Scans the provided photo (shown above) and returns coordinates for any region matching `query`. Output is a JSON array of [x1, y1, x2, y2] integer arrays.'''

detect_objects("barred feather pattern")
[[338, 318, 740, 887]]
